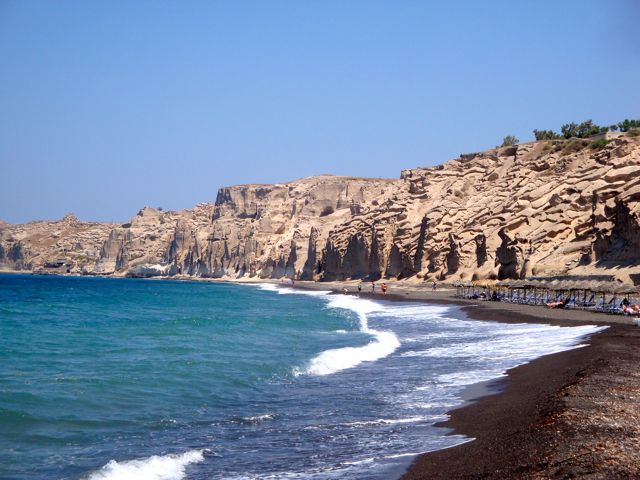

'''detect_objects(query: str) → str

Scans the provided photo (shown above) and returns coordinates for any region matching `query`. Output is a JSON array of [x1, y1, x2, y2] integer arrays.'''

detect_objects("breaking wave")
[[86, 450, 206, 480], [304, 294, 400, 376]]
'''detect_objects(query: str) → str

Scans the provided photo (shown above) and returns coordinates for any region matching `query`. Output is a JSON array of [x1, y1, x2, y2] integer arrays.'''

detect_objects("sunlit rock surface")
[[2, 132, 639, 284]]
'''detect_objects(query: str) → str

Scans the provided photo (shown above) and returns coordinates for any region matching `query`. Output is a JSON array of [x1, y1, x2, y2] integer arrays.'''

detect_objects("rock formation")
[[2, 131, 639, 284], [0, 214, 114, 273]]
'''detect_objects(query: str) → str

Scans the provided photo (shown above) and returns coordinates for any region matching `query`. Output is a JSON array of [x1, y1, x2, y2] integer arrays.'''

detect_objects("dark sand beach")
[[292, 281, 640, 479]]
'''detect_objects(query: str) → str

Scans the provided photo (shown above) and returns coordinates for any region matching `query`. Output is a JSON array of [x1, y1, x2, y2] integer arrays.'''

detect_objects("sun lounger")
[[578, 293, 596, 309], [604, 299, 624, 315]]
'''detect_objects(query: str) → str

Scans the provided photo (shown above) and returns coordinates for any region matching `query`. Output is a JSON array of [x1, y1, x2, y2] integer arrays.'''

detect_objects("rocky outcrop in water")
[[2, 131, 639, 284]]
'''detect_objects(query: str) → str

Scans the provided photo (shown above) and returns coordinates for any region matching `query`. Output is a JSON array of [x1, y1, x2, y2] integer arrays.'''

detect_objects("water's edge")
[[1, 274, 608, 480]]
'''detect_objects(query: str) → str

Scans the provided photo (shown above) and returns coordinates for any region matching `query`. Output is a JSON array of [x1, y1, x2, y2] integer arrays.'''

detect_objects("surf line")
[[308, 295, 400, 375], [256, 284, 401, 376]]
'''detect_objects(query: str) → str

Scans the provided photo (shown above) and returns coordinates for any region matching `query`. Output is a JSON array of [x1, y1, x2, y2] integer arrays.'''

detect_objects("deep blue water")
[[0, 274, 604, 479]]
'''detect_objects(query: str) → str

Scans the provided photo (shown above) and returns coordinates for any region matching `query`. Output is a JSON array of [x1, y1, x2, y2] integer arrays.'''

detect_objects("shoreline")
[[287, 280, 640, 479], [3, 272, 639, 477], [402, 322, 640, 479]]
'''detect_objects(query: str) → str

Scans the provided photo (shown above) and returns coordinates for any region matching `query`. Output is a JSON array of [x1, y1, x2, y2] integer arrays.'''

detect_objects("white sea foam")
[[405, 323, 608, 393], [436, 369, 508, 388], [241, 413, 275, 423], [256, 283, 331, 296], [278, 288, 332, 297], [255, 283, 279, 292], [372, 304, 450, 319], [340, 416, 435, 427], [404, 324, 604, 363], [86, 450, 206, 480], [305, 295, 400, 376], [255, 283, 402, 376], [304, 330, 400, 376], [381, 451, 422, 460], [306, 415, 437, 430], [342, 457, 376, 466]]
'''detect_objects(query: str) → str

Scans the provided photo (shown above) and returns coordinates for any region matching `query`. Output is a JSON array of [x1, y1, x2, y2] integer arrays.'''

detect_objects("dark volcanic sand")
[[401, 307, 640, 480]]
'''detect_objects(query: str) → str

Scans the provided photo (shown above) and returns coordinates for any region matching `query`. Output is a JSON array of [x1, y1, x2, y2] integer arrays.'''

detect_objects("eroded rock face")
[[496, 229, 520, 280], [197, 176, 398, 280], [446, 234, 460, 276], [475, 234, 487, 268], [93, 204, 214, 275], [300, 227, 321, 280], [593, 199, 640, 263], [2, 132, 640, 284]]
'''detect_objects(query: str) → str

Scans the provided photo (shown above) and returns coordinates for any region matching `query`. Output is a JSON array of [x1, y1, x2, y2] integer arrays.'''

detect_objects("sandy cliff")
[[0, 214, 115, 273], [2, 131, 639, 284]]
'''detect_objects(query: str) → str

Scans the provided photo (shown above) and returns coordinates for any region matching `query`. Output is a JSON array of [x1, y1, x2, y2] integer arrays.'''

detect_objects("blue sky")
[[1, 0, 638, 223]]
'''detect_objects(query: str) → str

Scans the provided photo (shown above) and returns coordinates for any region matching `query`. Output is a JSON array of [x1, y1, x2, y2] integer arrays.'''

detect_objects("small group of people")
[[469, 289, 498, 301], [546, 298, 570, 309], [354, 281, 387, 294], [544, 297, 640, 313], [622, 298, 640, 316]]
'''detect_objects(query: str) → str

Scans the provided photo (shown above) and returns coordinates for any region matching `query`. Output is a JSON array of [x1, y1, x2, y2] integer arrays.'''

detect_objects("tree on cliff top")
[[618, 119, 640, 132], [533, 129, 561, 140], [500, 135, 519, 147], [533, 118, 640, 140], [561, 120, 605, 139]]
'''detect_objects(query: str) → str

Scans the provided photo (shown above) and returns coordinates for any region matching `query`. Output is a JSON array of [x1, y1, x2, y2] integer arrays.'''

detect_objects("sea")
[[0, 274, 605, 480]]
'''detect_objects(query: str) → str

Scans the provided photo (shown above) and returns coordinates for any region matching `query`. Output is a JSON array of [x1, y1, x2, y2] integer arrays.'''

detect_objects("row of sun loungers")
[[459, 290, 639, 316]]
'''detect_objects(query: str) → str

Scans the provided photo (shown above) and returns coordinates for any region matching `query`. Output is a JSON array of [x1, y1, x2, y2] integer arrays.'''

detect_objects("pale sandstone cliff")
[[0, 214, 115, 272], [2, 132, 639, 284]]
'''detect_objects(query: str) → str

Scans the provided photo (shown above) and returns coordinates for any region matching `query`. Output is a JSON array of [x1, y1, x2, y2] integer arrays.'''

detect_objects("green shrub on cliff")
[[560, 120, 604, 139], [533, 129, 562, 140], [563, 139, 589, 153], [618, 119, 640, 132], [500, 135, 519, 147], [590, 138, 609, 149], [533, 118, 640, 141]]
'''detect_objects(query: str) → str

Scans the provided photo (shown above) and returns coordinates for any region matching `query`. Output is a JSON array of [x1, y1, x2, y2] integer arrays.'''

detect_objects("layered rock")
[[394, 134, 640, 283], [2, 131, 639, 284]]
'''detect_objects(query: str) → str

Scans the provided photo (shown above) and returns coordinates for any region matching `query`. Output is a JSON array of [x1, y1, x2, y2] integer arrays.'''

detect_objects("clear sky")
[[1, 0, 638, 223]]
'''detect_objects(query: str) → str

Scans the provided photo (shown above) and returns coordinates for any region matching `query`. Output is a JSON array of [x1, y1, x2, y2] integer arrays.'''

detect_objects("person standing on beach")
[[381, 283, 388, 295], [431, 281, 437, 291], [371, 282, 376, 294], [357, 282, 362, 294]]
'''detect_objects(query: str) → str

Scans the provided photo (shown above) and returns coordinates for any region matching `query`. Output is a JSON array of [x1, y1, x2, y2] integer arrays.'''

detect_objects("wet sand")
[[291, 280, 640, 479]]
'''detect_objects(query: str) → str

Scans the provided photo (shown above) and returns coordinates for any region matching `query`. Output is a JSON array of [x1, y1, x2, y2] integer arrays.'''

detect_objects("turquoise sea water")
[[0, 274, 604, 479]]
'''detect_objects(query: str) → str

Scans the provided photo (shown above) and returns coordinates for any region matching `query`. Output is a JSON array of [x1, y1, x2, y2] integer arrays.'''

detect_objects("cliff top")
[[224, 174, 397, 190]]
